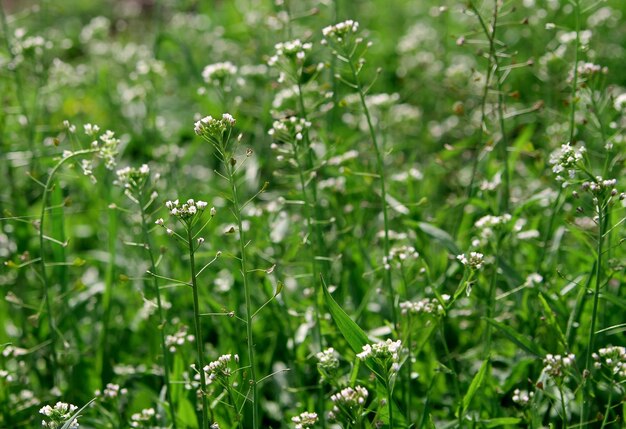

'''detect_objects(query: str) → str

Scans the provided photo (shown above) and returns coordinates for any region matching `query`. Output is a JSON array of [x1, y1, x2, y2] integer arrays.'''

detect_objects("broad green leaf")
[[321, 277, 369, 353], [460, 358, 489, 416], [484, 317, 546, 357], [416, 222, 460, 255]]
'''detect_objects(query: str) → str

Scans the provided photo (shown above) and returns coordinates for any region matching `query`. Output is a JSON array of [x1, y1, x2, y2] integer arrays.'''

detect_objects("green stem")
[[295, 79, 327, 428], [600, 381, 613, 428], [558, 383, 568, 428], [188, 227, 209, 429], [39, 149, 98, 382], [386, 378, 394, 428], [582, 202, 605, 423], [226, 162, 259, 429], [140, 196, 177, 429], [347, 56, 397, 334]]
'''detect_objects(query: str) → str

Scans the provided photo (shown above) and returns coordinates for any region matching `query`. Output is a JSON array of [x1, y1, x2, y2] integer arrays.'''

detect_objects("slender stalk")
[[225, 162, 259, 429], [294, 80, 327, 428], [600, 382, 613, 429], [38, 149, 98, 380], [557, 383, 568, 429], [188, 227, 209, 429], [582, 202, 605, 423], [386, 378, 394, 428], [139, 195, 177, 429], [346, 57, 397, 334]]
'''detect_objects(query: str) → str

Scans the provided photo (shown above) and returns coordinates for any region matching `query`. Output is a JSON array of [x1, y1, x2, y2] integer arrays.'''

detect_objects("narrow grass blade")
[[416, 222, 460, 255], [484, 317, 546, 357], [60, 398, 97, 429], [460, 358, 489, 417]]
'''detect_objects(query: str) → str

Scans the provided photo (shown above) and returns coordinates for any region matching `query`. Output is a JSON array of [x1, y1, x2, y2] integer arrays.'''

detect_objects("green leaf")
[[60, 398, 97, 429], [416, 222, 460, 255], [460, 358, 489, 416], [484, 317, 546, 357], [321, 276, 369, 353]]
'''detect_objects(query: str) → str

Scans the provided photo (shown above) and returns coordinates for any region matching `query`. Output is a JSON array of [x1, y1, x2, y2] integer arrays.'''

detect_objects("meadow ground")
[[0, 0, 625, 428]]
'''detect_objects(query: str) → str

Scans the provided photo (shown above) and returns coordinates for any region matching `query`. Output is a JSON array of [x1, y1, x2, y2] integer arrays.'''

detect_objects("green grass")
[[0, 0, 625, 428]]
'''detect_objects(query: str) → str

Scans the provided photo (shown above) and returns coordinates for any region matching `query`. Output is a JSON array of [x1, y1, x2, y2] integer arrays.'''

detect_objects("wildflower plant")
[[115, 163, 177, 427], [195, 113, 264, 429]]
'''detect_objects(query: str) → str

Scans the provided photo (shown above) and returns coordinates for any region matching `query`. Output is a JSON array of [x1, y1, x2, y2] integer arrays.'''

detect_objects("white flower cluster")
[[115, 164, 150, 190], [400, 297, 446, 316], [322, 20, 359, 41], [316, 347, 339, 371], [356, 339, 402, 373], [202, 354, 239, 385], [194, 113, 236, 138], [512, 388, 534, 406], [165, 325, 195, 353], [593, 346, 626, 378], [291, 411, 318, 429], [543, 353, 575, 378], [457, 252, 484, 270], [581, 177, 619, 199], [202, 61, 238, 85], [576, 61, 607, 78], [549, 142, 586, 186], [328, 386, 368, 421], [268, 39, 312, 66], [40, 402, 79, 429], [165, 198, 209, 220], [130, 407, 155, 428], [96, 130, 121, 170], [268, 116, 311, 151], [474, 214, 512, 242], [95, 383, 127, 399], [383, 245, 419, 269]]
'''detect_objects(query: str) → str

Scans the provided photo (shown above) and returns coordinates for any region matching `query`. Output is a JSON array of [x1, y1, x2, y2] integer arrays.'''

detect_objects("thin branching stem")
[[226, 158, 259, 429], [139, 193, 177, 429], [188, 227, 209, 429]]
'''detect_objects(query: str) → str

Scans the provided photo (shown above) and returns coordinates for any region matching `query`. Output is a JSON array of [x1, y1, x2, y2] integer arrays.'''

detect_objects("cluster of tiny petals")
[[457, 252, 484, 270], [114, 164, 150, 189], [39, 402, 79, 429], [194, 113, 236, 137], [475, 214, 511, 230], [165, 199, 208, 220], [543, 353, 575, 378], [549, 142, 586, 185], [268, 39, 312, 66], [592, 346, 626, 378], [165, 325, 195, 353], [581, 177, 619, 197], [316, 347, 340, 370], [322, 20, 359, 40], [202, 61, 237, 84], [329, 386, 368, 421], [202, 354, 239, 385], [268, 116, 311, 142], [400, 297, 447, 316], [130, 407, 156, 428], [383, 245, 418, 270], [512, 388, 534, 406], [291, 411, 318, 429], [95, 383, 127, 399], [356, 339, 402, 373]]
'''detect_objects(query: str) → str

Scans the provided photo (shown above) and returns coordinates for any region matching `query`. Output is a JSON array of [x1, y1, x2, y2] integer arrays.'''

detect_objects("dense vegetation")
[[1, 0, 625, 428]]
